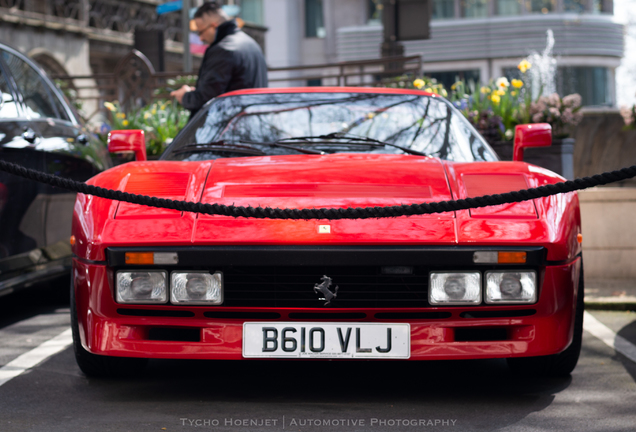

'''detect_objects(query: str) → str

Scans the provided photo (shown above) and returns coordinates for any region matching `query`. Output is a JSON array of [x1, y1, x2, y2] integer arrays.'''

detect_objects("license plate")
[[243, 322, 410, 359]]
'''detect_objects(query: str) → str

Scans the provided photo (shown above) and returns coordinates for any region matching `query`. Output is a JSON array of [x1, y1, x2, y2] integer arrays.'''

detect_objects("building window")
[[433, 0, 455, 19], [241, 0, 264, 25], [368, 0, 383, 23], [461, 0, 488, 18], [503, 66, 610, 106], [557, 67, 610, 106], [496, 0, 522, 15], [563, 0, 586, 12], [305, 0, 325, 38], [525, 0, 556, 13], [426, 70, 481, 90]]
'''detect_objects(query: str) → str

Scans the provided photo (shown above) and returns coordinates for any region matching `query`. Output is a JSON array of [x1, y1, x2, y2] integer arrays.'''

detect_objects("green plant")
[[102, 100, 189, 156]]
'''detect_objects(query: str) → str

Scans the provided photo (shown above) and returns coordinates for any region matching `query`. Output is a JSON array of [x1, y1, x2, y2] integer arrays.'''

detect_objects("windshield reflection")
[[163, 93, 498, 162]]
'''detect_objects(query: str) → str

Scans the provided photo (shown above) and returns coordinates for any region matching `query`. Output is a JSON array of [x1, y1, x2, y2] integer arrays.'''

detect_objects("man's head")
[[193, 1, 229, 45]]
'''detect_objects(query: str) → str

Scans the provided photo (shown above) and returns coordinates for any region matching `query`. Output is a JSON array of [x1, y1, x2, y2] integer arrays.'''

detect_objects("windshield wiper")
[[276, 132, 427, 156], [176, 140, 324, 156], [239, 140, 325, 155], [174, 142, 267, 156]]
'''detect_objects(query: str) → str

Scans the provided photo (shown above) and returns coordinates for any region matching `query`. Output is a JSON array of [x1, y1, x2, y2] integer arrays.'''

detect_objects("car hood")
[[74, 153, 581, 262]]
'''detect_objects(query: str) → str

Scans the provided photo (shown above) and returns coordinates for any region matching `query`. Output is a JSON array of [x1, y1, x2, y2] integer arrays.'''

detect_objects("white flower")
[[495, 77, 510, 89]]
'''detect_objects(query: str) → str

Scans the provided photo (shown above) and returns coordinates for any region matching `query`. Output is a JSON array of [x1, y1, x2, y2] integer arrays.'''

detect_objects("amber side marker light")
[[124, 252, 179, 265], [498, 252, 526, 264], [69, 235, 76, 246], [577, 233, 583, 244], [125, 252, 154, 265]]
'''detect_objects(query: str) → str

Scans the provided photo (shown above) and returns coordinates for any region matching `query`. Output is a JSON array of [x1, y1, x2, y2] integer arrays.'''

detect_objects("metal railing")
[[52, 51, 423, 118]]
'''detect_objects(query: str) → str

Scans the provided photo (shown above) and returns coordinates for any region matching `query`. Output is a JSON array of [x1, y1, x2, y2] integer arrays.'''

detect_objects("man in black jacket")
[[170, 1, 268, 118]]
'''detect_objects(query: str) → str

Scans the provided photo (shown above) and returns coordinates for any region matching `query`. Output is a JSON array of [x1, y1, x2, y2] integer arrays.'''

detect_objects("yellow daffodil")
[[490, 94, 501, 104], [144, 112, 151, 119], [122, 120, 129, 126], [413, 78, 425, 89], [441, 89, 448, 97], [496, 77, 510, 89], [116, 112, 126, 119], [103, 101, 116, 112], [496, 89, 506, 96], [517, 60, 531, 73], [480, 86, 490, 94], [451, 83, 457, 91], [511, 90, 518, 96], [152, 109, 157, 115], [511, 78, 524, 88], [424, 88, 433, 93], [160, 104, 167, 110]]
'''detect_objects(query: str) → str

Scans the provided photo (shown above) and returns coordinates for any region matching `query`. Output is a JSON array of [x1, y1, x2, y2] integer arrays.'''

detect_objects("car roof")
[[220, 86, 439, 98]]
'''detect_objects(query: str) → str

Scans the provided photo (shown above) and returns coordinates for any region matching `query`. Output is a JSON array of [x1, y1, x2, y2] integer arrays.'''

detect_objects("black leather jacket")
[[182, 21, 268, 117]]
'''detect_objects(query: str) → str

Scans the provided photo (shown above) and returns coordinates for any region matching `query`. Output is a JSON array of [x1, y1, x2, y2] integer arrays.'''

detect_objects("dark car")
[[0, 43, 111, 297]]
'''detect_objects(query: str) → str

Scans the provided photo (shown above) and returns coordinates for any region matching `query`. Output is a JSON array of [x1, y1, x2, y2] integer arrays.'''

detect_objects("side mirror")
[[513, 123, 552, 162], [107, 130, 147, 162]]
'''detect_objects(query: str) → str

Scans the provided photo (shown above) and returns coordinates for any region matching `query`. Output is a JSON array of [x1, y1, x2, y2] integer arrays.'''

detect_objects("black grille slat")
[[220, 266, 429, 308]]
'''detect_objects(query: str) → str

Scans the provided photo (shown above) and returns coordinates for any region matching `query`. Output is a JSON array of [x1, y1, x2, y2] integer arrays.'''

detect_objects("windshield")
[[162, 92, 498, 162]]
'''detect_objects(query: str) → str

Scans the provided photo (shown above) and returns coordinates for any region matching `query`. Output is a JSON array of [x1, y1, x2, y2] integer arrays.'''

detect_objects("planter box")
[[490, 138, 574, 180]]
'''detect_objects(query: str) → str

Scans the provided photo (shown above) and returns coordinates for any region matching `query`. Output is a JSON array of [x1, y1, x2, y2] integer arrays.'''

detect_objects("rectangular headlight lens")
[[171, 271, 223, 305], [429, 272, 481, 305], [485, 271, 537, 304], [116, 271, 168, 304]]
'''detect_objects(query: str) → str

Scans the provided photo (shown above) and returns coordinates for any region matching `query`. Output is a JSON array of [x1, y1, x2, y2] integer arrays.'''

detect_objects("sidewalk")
[[585, 278, 636, 311]]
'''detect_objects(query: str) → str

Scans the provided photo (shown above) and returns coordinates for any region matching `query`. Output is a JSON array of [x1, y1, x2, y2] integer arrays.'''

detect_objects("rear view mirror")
[[108, 130, 147, 162], [513, 123, 552, 162]]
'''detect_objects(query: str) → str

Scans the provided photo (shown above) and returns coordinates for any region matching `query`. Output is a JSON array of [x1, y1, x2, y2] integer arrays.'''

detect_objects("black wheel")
[[71, 274, 147, 378], [507, 260, 584, 377]]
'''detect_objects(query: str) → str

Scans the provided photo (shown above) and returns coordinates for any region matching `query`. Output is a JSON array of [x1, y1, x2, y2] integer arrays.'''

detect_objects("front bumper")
[[72, 257, 580, 361]]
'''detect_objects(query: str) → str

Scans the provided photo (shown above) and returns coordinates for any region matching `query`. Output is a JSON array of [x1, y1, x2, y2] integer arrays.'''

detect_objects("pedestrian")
[[170, 1, 268, 118]]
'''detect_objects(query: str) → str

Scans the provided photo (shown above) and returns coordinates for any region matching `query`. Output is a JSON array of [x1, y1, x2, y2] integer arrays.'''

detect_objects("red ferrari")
[[70, 87, 583, 377]]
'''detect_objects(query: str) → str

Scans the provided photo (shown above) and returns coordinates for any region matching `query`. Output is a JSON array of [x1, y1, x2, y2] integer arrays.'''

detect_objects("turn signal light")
[[498, 252, 526, 264], [125, 252, 179, 265], [125, 252, 154, 265]]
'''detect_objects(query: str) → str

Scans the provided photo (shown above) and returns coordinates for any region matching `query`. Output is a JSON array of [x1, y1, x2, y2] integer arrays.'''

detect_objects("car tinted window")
[[165, 93, 497, 162], [1, 51, 65, 120], [0, 70, 19, 118]]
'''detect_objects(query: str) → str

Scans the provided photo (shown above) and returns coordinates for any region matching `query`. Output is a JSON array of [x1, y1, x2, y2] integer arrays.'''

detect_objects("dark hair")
[[193, 1, 222, 19]]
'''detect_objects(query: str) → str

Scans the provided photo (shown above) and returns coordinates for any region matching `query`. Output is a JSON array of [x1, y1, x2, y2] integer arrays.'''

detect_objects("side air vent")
[[203, 312, 281, 319], [117, 308, 195, 317], [288, 312, 367, 319], [460, 309, 536, 319], [374, 312, 452, 319]]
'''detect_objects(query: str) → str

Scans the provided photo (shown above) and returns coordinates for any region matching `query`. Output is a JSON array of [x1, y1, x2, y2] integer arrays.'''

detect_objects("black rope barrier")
[[1, 159, 635, 220]]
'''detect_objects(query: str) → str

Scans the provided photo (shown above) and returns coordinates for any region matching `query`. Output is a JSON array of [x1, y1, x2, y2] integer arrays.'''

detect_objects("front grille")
[[220, 266, 429, 308]]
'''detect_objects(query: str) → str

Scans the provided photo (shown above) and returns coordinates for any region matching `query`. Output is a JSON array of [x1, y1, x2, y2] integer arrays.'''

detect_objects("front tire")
[[507, 260, 584, 377], [71, 274, 147, 378]]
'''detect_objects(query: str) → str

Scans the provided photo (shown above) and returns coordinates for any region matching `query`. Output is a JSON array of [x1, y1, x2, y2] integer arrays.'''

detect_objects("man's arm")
[[181, 48, 234, 111]]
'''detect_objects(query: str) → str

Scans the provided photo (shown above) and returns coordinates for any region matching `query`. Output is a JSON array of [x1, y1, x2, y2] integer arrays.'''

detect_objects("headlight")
[[429, 272, 481, 305], [485, 271, 537, 304], [171, 271, 223, 305], [116, 271, 168, 304]]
